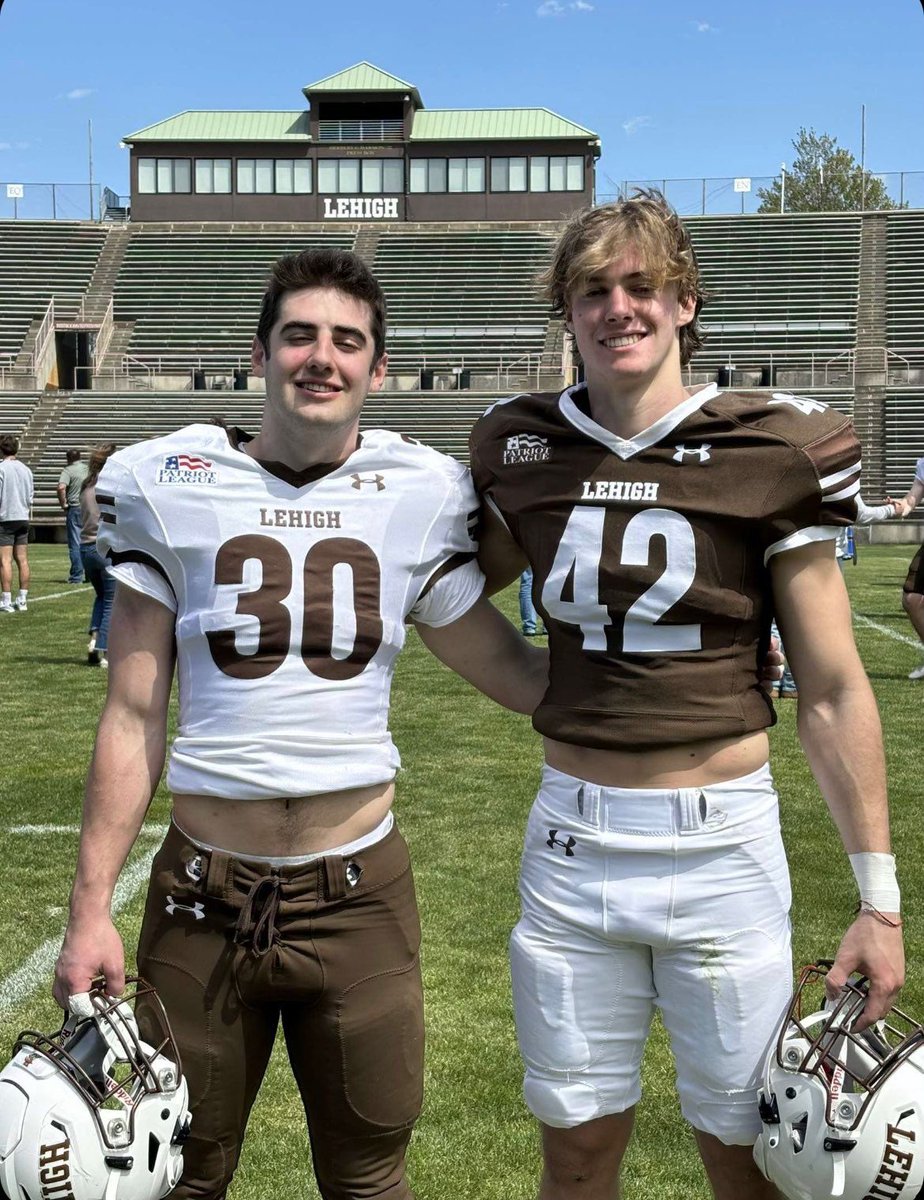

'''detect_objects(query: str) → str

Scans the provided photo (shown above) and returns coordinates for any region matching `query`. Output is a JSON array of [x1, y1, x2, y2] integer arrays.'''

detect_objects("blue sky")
[[0, 0, 921, 210]]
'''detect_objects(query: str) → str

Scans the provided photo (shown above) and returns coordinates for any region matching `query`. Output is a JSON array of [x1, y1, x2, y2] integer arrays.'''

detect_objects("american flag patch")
[[164, 453, 212, 471], [157, 452, 218, 485]]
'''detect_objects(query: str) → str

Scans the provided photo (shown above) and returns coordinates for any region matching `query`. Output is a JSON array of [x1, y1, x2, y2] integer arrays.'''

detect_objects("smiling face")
[[566, 249, 697, 403], [251, 286, 388, 464]]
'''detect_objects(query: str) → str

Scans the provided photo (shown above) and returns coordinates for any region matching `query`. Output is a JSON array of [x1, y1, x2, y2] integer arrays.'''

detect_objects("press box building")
[[123, 62, 600, 223]]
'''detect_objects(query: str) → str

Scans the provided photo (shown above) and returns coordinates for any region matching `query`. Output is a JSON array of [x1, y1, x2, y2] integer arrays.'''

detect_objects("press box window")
[[448, 158, 485, 193], [490, 157, 528, 192], [529, 156, 584, 192], [409, 158, 447, 193], [195, 159, 232, 194], [361, 159, 404, 193], [138, 158, 191, 194]]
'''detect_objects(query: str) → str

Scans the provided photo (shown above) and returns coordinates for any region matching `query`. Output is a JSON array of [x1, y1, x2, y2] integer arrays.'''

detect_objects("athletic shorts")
[[0, 521, 28, 547], [510, 762, 792, 1145], [136, 818, 424, 1200], [903, 544, 924, 595]]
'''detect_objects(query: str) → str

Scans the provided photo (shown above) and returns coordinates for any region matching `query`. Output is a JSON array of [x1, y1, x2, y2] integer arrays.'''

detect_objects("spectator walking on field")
[[0, 434, 34, 613], [58, 448, 88, 583], [896, 456, 924, 679], [80, 442, 117, 667]]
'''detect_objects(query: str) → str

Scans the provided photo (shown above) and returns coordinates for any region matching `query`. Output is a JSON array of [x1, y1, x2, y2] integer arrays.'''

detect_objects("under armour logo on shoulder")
[[547, 829, 576, 856], [673, 443, 711, 464], [165, 895, 206, 920], [351, 473, 386, 491]]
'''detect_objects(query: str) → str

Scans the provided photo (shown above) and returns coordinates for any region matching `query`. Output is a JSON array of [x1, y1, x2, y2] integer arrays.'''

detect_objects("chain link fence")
[[598, 171, 924, 215]]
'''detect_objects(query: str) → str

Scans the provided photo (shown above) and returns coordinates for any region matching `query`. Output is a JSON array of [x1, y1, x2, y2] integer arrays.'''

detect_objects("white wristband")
[[849, 851, 900, 913]]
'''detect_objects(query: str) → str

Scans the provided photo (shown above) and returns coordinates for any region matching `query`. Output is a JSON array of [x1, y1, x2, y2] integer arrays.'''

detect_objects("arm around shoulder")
[[414, 592, 548, 715], [476, 505, 528, 595], [53, 583, 177, 1007]]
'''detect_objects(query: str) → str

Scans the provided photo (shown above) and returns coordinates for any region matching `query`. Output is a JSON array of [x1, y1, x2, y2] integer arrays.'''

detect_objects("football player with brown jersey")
[[52, 248, 549, 1200], [470, 191, 904, 1200]]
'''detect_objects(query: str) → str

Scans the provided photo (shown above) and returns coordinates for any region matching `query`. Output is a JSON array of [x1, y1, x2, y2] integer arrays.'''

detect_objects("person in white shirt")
[[0, 433, 34, 612]]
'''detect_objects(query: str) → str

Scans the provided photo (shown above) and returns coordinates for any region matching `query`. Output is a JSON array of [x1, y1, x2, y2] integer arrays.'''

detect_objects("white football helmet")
[[0, 978, 190, 1200], [754, 961, 924, 1200]]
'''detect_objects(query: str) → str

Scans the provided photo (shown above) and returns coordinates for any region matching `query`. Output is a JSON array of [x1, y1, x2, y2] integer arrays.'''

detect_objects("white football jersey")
[[96, 424, 483, 799]]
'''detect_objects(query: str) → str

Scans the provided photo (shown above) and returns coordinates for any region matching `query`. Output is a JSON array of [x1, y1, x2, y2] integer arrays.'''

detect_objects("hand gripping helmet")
[[754, 961, 924, 1200], [0, 978, 190, 1200]]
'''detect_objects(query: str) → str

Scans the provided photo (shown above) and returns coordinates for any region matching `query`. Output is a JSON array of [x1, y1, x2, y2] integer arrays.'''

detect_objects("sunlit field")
[[0, 543, 920, 1199]]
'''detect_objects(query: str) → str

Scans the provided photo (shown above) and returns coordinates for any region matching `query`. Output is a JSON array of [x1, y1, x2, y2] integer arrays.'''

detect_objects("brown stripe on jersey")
[[95, 492, 115, 506], [99, 513, 116, 524], [107, 549, 177, 598], [418, 552, 476, 600]]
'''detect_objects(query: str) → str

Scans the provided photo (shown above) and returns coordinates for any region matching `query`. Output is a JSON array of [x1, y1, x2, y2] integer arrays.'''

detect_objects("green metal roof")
[[123, 111, 311, 143], [304, 62, 421, 106], [411, 108, 596, 142]]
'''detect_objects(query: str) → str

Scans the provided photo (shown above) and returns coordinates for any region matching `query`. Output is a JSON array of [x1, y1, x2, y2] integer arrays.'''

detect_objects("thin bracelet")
[[856, 901, 903, 928]]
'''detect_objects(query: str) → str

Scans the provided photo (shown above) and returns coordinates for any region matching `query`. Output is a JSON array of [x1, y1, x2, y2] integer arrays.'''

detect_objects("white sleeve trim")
[[109, 561, 178, 613], [764, 525, 840, 565], [483, 493, 512, 533], [409, 559, 485, 627]]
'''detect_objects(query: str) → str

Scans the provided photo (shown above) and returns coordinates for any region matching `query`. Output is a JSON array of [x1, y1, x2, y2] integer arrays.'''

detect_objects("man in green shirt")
[[57, 448, 88, 583]]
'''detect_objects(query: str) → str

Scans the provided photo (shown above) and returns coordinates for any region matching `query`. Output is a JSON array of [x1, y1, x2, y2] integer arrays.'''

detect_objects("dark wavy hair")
[[256, 248, 387, 365]]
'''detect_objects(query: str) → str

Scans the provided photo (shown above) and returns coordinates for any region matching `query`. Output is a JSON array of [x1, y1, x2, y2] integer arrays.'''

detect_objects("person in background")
[[520, 567, 546, 636], [58, 448, 89, 584], [0, 433, 34, 613], [896, 456, 924, 679], [79, 442, 117, 667]]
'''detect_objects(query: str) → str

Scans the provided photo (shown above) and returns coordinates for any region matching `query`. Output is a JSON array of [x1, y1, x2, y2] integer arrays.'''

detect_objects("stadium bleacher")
[[371, 228, 557, 384], [1, 207, 923, 529], [0, 220, 108, 370]]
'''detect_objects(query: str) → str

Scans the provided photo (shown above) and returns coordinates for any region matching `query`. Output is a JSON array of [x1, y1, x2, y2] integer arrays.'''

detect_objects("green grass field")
[[0, 543, 921, 1199]]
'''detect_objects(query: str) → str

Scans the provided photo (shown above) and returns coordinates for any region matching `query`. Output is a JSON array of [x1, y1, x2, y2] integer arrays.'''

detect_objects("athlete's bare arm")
[[477, 505, 528, 595], [414, 592, 548, 714], [898, 477, 923, 517], [771, 541, 904, 1028], [53, 584, 176, 1007]]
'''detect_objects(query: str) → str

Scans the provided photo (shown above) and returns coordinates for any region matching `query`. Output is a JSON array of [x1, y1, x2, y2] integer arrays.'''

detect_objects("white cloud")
[[622, 115, 653, 136], [694, 20, 716, 32], [538, 0, 592, 14], [65, 87, 95, 101]]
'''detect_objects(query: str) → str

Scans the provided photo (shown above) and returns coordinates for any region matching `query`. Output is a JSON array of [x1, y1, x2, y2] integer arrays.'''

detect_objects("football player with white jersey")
[[470, 191, 905, 1200], [52, 248, 548, 1200], [897, 456, 924, 678]]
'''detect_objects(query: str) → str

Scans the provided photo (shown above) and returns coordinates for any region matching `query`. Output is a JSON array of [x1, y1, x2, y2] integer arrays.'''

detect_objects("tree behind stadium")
[[757, 127, 902, 212]]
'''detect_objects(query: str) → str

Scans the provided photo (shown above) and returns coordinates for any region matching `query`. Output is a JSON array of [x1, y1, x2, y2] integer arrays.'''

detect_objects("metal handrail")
[[93, 298, 115, 366]]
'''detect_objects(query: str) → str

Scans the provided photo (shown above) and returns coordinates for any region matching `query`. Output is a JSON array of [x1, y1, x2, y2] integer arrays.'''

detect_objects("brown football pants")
[[136, 819, 424, 1200]]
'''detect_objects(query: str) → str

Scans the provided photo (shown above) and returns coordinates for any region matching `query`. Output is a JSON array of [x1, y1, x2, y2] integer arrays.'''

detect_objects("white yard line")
[[0, 847, 158, 1017], [7, 824, 166, 837], [25, 587, 92, 604], [853, 611, 924, 654]]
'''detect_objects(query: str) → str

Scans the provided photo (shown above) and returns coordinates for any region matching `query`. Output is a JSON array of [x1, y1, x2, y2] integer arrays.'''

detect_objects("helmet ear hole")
[[148, 1131, 159, 1172], [789, 1112, 808, 1153]]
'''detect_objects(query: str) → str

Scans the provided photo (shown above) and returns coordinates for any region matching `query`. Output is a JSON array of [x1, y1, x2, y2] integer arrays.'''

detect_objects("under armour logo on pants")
[[546, 830, 576, 856]]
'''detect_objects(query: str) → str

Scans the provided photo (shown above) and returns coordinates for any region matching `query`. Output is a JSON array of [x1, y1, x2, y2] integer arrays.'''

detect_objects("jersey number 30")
[[541, 506, 701, 654], [207, 534, 383, 680]]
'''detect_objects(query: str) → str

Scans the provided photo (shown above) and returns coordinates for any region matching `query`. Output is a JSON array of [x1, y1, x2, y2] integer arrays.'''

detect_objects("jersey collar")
[[229, 426, 365, 488], [558, 381, 720, 460]]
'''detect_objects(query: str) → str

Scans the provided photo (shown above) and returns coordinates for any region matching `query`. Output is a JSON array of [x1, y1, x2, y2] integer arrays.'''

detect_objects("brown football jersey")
[[470, 383, 861, 750]]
